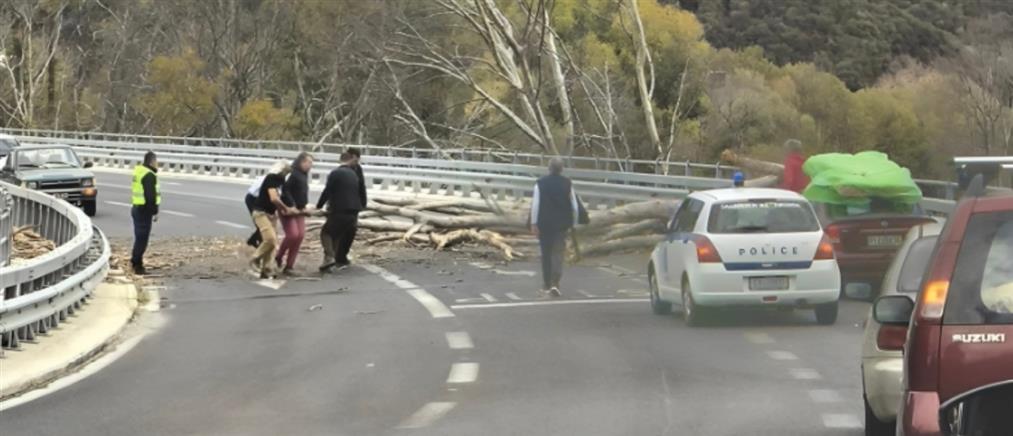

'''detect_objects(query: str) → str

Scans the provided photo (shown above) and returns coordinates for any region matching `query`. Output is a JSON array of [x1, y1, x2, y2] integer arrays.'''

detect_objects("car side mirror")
[[873, 295, 915, 325], [83, 161, 94, 168]]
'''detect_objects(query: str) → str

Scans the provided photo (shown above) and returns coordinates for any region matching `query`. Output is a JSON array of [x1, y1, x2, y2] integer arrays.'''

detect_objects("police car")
[[647, 188, 841, 326]]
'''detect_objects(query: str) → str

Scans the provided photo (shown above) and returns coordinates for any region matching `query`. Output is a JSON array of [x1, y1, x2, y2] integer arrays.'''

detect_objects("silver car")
[[860, 221, 942, 436]]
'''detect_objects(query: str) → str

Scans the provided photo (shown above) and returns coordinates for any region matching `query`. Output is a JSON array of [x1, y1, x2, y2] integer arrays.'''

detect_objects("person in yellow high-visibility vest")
[[131, 151, 160, 275]]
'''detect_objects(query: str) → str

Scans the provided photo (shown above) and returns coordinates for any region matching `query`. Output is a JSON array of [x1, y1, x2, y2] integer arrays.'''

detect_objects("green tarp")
[[801, 151, 922, 207]]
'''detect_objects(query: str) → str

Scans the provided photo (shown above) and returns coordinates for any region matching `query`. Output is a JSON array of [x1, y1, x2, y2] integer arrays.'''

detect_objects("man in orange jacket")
[[781, 139, 809, 193]]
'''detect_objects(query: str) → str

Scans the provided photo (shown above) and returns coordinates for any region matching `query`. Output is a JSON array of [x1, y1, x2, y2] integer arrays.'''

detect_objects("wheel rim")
[[682, 285, 693, 319], [649, 275, 659, 307]]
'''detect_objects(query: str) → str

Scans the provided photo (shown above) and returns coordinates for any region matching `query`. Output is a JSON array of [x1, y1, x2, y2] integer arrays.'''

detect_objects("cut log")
[[721, 149, 784, 177], [578, 234, 664, 258], [600, 219, 666, 241], [585, 200, 678, 230], [407, 199, 496, 214], [369, 203, 526, 230]]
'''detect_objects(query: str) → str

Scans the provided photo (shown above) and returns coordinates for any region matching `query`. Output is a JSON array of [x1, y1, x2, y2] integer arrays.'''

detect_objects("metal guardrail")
[[0, 181, 110, 351], [0, 187, 11, 266], [3, 128, 736, 177]]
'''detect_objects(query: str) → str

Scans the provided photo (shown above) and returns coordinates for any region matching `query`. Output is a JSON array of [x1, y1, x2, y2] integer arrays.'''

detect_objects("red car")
[[816, 202, 934, 297], [874, 182, 1013, 435]]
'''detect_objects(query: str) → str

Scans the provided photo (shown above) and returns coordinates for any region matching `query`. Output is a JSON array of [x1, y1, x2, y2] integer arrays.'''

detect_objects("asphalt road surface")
[[1, 172, 870, 435]]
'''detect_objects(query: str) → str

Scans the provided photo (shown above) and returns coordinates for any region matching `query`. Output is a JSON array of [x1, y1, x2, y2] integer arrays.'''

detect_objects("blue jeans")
[[131, 207, 153, 267]]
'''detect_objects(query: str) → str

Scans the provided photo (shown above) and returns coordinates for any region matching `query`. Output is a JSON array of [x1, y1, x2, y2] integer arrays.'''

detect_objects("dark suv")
[[0, 144, 98, 216], [874, 180, 1013, 435]]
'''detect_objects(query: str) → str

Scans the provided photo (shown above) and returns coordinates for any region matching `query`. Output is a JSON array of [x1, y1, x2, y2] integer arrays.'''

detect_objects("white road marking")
[[406, 288, 455, 319], [821, 414, 862, 429], [451, 298, 647, 310], [789, 368, 822, 380], [766, 350, 798, 361], [596, 266, 614, 274], [396, 402, 457, 429], [610, 264, 638, 275], [468, 261, 493, 270], [215, 220, 250, 229], [445, 332, 474, 350], [141, 287, 161, 312], [446, 362, 479, 384], [808, 389, 842, 403], [162, 181, 182, 186], [454, 297, 486, 303], [0, 333, 147, 412], [394, 279, 416, 290], [105, 200, 132, 207], [631, 278, 647, 284], [504, 292, 522, 301], [480, 293, 498, 303], [577, 289, 596, 298], [492, 269, 536, 277], [161, 209, 195, 217], [254, 279, 286, 290], [744, 332, 776, 344]]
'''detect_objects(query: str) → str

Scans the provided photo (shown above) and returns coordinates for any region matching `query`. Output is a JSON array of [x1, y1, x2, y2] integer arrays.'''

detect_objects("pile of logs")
[[305, 197, 678, 261], [11, 226, 56, 261]]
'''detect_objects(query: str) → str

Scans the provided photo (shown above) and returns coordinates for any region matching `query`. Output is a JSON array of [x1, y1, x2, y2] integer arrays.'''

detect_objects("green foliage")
[[135, 50, 218, 136], [233, 99, 300, 140]]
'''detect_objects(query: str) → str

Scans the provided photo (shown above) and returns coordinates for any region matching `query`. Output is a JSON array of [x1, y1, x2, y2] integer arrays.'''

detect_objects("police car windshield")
[[709, 199, 820, 234]]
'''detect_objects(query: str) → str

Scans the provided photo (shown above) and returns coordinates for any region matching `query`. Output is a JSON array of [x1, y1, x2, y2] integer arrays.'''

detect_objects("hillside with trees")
[[1, 0, 1011, 179]]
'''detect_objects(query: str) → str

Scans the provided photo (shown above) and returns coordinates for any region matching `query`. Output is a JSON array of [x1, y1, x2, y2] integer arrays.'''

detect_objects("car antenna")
[[963, 174, 985, 199]]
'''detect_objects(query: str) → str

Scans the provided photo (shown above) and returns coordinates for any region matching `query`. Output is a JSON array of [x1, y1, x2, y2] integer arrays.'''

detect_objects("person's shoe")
[[275, 257, 284, 269], [281, 267, 296, 277], [319, 263, 336, 274], [248, 259, 262, 277], [260, 270, 272, 280], [335, 261, 350, 271], [132, 265, 147, 276], [549, 287, 561, 297]]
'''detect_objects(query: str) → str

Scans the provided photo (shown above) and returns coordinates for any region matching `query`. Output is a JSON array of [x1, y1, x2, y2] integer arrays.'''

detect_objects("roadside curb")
[[0, 278, 140, 403]]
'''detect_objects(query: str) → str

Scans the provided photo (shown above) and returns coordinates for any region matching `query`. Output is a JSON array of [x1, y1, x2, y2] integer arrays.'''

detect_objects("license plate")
[[749, 276, 789, 291], [867, 235, 902, 247]]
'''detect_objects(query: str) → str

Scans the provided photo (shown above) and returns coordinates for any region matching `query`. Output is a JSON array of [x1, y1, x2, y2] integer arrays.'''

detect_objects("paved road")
[[1, 175, 870, 435]]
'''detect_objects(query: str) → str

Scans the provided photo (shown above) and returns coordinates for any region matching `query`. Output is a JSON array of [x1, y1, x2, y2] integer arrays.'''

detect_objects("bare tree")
[[617, 0, 662, 159], [0, 1, 68, 128]]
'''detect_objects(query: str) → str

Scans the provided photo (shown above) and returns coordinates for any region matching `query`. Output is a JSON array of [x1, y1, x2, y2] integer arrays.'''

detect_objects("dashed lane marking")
[[446, 362, 479, 384], [492, 269, 536, 277], [821, 414, 862, 429], [162, 209, 195, 217], [609, 264, 639, 275], [808, 389, 842, 403], [744, 332, 776, 344], [504, 292, 522, 301], [789, 368, 822, 380], [215, 220, 250, 229], [576, 289, 596, 298], [455, 297, 486, 303], [105, 200, 131, 207], [480, 293, 498, 303], [396, 402, 457, 429], [445, 332, 474, 350], [406, 288, 455, 319], [451, 298, 647, 310], [766, 350, 799, 361]]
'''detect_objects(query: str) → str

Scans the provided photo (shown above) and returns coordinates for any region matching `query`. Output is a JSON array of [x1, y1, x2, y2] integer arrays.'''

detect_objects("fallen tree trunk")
[[600, 219, 666, 241], [721, 149, 784, 177], [369, 203, 527, 230], [578, 234, 664, 258], [585, 200, 678, 231]]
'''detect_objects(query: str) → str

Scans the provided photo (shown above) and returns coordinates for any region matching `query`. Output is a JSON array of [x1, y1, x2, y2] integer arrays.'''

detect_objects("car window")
[[897, 236, 938, 293], [0, 138, 15, 153], [675, 199, 703, 233], [708, 199, 820, 234], [16, 148, 81, 169], [944, 211, 1013, 325]]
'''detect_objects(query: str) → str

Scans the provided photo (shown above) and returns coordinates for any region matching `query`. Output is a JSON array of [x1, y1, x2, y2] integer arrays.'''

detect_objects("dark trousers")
[[322, 212, 358, 264], [538, 229, 567, 289], [131, 206, 153, 267], [244, 194, 261, 247]]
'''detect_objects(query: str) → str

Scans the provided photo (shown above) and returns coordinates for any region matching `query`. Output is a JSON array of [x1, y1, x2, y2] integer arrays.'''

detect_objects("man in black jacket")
[[530, 158, 580, 297], [347, 147, 367, 208], [130, 151, 160, 275], [317, 152, 363, 273]]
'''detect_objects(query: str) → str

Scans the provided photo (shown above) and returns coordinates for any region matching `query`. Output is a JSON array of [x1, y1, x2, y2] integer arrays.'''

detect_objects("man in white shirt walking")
[[530, 158, 580, 297]]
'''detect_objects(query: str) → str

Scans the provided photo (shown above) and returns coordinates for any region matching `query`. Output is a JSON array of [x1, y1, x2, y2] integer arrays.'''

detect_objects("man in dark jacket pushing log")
[[530, 158, 580, 297]]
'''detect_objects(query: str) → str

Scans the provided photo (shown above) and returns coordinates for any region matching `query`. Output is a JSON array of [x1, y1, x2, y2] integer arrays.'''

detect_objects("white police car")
[[647, 188, 841, 326]]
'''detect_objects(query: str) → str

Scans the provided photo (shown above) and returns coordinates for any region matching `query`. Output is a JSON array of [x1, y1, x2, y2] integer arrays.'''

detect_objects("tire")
[[83, 200, 96, 217], [682, 279, 708, 327], [649, 269, 672, 315], [815, 301, 839, 325], [864, 395, 894, 436]]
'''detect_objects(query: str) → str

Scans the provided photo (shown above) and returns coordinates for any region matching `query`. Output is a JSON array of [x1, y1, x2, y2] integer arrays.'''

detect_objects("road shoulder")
[[0, 280, 139, 402]]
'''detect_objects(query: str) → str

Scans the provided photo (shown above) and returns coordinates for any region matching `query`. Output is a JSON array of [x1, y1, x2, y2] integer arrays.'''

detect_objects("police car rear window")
[[708, 200, 820, 234], [944, 211, 1013, 325]]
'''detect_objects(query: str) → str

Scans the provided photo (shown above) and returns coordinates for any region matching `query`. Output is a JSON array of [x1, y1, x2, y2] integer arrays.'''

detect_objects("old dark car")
[[0, 134, 18, 163], [0, 144, 98, 216]]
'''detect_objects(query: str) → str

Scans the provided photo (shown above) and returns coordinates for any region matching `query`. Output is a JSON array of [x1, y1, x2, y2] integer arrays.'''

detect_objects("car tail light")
[[920, 279, 950, 319], [814, 233, 835, 260], [693, 235, 723, 263], [824, 224, 840, 244], [877, 325, 908, 351]]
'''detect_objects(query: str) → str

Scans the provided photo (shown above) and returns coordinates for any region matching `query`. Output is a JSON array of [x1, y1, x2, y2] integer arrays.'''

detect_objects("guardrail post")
[[0, 187, 10, 267]]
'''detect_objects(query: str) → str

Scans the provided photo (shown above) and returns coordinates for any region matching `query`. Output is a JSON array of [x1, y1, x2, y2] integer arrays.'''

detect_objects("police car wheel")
[[649, 270, 671, 315]]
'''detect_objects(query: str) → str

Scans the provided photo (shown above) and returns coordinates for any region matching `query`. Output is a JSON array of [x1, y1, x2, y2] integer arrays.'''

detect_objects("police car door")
[[666, 198, 704, 293]]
